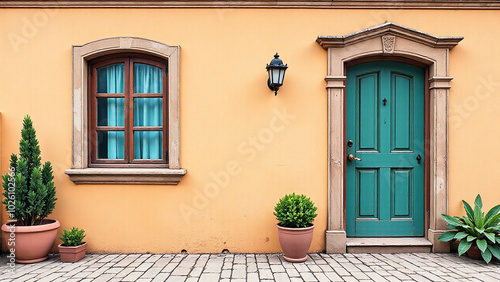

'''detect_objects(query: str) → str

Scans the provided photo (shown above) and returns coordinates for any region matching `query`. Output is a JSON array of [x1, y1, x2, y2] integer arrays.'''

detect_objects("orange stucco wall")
[[1, 8, 500, 253]]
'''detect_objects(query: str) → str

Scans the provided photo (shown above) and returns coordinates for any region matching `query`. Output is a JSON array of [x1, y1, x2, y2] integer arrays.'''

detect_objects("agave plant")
[[439, 194, 500, 263]]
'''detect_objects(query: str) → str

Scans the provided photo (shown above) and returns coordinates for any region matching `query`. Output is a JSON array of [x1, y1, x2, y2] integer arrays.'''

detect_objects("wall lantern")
[[266, 53, 288, 96]]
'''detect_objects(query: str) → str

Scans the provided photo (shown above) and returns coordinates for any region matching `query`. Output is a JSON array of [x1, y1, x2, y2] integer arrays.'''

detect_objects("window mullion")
[[127, 58, 134, 164]]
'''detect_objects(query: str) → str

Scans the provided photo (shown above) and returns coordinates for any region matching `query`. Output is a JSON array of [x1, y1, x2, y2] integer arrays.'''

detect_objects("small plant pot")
[[58, 242, 87, 262], [277, 224, 314, 262], [1, 219, 60, 263], [466, 243, 482, 260]]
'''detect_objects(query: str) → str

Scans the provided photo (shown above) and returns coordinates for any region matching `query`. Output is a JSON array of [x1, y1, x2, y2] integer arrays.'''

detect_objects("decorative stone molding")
[[66, 37, 186, 185], [317, 22, 462, 253], [65, 168, 187, 185], [382, 35, 396, 54], [2, 0, 500, 9]]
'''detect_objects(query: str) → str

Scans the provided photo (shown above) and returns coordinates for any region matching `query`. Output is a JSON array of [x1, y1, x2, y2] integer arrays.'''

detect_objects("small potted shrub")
[[439, 194, 500, 263], [1, 116, 59, 263], [59, 227, 87, 262], [274, 193, 318, 262]]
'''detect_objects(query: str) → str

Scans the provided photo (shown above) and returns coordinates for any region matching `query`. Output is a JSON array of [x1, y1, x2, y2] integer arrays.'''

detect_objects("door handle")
[[416, 154, 422, 164], [347, 154, 362, 162]]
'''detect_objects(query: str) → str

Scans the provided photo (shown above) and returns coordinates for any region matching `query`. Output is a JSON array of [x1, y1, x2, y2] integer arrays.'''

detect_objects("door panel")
[[346, 61, 424, 237]]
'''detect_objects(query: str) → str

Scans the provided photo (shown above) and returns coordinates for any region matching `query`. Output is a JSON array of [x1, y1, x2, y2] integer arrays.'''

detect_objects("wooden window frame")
[[88, 54, 169, 168], [66, 37, 186, 185]]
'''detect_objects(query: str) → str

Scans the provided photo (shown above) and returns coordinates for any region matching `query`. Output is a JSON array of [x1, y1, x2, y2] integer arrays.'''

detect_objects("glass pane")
[[134, 63, 163, 93], [97, 98, 125, 126], [134, 98, 163, 127], [97, 64, 125, 93], [97, 131, 125, 159], [271, 69, 280, 84], [134, 131, 163, 159]]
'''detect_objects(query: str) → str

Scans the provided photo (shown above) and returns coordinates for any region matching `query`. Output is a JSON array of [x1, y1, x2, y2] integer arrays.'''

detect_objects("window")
[[89, 55, 168, 167], [66, 37, 186, 184]]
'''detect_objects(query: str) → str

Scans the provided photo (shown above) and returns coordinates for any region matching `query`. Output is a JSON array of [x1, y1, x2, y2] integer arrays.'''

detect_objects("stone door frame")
[[316, 22, 463, 253]]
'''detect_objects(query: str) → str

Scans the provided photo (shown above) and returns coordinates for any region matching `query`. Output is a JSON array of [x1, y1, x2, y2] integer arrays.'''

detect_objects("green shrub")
[[1, 116, 57, 226], [60, 227, 86, 247], [439, 194, 500, 263], [274, 193, 317, 228]]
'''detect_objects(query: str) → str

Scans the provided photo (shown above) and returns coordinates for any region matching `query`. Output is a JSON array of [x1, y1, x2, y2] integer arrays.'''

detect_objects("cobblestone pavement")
[[0, 253, 499, 282]]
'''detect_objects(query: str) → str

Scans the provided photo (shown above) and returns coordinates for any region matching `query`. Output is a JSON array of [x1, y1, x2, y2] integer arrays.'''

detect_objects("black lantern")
[[266, 53, 288, 96]]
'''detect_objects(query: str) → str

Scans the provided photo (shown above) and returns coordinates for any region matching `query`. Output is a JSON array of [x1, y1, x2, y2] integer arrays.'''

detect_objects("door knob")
[[347, 154, 362, 162]]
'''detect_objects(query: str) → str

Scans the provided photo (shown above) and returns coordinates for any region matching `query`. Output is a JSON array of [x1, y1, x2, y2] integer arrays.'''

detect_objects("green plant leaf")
[[458, 240, 472, 256], [466, 235, 476, 242], [474, 203, 484, 229], [484, 213, 500, 228], [441, 214, 462, 226], [476, 239, 488, 253], [487, 244, 500, 260], [475, 227, 485, 235], [484, 204, 500, 223], [454, 232, 468, 240], [474, 194, 483, 209], [481, 248, 492, 264], [497, 237, 500, 244], [484, 232, 496, 244], [439, 231, 458, 242], [462, 200, 474, 222]]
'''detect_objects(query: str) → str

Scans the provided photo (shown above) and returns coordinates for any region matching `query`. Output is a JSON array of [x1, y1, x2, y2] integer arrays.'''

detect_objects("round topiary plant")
[[274, 193, 318, 228]]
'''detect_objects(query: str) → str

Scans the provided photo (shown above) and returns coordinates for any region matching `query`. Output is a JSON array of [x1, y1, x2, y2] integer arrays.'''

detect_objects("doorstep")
[[346, 237, 433, 253]]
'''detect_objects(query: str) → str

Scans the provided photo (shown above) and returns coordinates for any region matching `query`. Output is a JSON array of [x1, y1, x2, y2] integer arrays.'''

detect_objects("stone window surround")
[[316, 22, 463, 253], [65, 37, 187, 185]]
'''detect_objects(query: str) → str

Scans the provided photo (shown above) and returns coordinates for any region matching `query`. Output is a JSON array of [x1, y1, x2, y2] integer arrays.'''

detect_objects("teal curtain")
[[133, 63, 163, 159], [97, 64, 125, 159]]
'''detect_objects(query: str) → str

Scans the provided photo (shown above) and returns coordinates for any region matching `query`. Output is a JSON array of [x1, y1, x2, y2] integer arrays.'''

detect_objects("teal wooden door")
[[346, 61, 425, 237]]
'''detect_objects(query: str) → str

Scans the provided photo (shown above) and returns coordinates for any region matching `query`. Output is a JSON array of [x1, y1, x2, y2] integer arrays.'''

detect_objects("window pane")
[[134, 131, 163, 159], [134, 98, 162, 127], [97, 64, 125, 93], [134, 63, 162, 93], [97, 98, 125, 126], [97, 131, 125, 159]]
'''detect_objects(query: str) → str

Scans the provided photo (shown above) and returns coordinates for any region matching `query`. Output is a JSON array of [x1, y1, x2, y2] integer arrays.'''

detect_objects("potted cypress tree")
[[274, 193, 318, 262], [1, 116, 59, 263]]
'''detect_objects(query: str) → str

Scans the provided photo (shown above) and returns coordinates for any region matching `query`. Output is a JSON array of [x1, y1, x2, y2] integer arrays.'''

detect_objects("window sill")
[[65, 168, 187, 185]]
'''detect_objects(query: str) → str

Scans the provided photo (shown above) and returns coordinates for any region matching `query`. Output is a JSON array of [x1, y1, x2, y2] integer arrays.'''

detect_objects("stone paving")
[[0, 252, 499, 282]]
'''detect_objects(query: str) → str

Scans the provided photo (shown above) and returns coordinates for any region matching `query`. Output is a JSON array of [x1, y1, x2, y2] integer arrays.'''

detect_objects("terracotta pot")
[[1, 219, 60, 264], [59, 242, 87, 262], [466, 243, 483, 260], [277, 224, 314, 262]]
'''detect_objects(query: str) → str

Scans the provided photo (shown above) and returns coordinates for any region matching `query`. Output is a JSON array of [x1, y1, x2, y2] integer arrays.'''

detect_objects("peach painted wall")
[[0, 8, 500, 253]]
